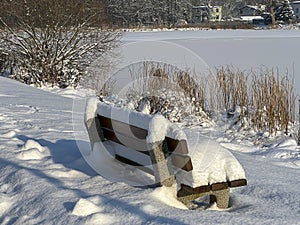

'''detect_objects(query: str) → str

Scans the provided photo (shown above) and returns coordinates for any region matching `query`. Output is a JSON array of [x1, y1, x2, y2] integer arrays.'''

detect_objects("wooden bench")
[[85, 99, 247, 209]]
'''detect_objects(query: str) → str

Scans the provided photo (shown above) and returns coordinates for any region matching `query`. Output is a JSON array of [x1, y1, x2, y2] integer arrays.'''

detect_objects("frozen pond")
[[123, 29, 300, 95]]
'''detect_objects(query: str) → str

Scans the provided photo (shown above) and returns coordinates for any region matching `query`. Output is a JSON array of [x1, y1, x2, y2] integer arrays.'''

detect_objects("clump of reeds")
[[212, 66, 297, 137], [125, 61, 211, 125], [103, 62, 297, 141]]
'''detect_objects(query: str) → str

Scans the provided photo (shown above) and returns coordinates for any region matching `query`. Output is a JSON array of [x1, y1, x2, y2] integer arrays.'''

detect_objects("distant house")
[[210, 6, 222, 22], [240, 16, 265, 23], [191, 5, 209, 23], [291, 1, 300, 21], [191, 4, 222, 23], [239, 5, 266, 17]]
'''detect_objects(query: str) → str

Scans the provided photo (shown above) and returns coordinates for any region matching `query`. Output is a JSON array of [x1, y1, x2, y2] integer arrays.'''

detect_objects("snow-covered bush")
[[0, 0, 120, 88]]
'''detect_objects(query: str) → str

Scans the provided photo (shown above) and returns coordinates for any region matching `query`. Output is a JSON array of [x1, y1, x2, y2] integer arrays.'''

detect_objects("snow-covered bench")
[[85, 98, 247, 209]]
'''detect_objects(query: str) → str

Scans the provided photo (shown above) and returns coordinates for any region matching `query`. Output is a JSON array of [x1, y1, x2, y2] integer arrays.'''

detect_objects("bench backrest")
[[95, 113, 193, 186]]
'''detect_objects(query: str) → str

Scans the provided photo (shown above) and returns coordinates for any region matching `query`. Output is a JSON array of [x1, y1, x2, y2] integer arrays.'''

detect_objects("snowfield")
[[1, 29, 300, 225], [1, 76, 300, 225]]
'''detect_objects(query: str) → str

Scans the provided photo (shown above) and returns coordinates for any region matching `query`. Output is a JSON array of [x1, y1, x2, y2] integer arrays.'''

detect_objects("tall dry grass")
[[106, 62, 297, 137], [211, 66, 297, 136]]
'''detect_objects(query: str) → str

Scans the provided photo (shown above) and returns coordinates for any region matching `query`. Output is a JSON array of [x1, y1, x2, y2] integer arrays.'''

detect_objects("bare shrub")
[[0, 0, 120, 88]]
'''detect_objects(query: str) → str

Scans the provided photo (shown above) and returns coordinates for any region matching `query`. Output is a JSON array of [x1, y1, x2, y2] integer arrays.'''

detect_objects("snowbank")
[[1, 67, 300, 224]]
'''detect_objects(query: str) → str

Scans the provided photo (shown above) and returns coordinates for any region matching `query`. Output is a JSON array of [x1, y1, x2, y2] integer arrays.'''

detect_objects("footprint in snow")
[[14, 104, 39, 114]]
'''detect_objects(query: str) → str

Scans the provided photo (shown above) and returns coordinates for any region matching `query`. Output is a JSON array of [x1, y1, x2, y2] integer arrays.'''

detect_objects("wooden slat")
[[171, 154, 193, 171], [165, 138, 189, 155], [180, 184, 210, 194], [228, 179, 247, 188], [115, 155, 154, 175], [98, 115, 148, 140], [211, 182, 229, 191], [102, 128, 150, 155]]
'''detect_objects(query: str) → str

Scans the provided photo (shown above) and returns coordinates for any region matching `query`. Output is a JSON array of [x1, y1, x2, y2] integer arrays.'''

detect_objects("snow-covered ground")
[[1, 30, 300, 224]]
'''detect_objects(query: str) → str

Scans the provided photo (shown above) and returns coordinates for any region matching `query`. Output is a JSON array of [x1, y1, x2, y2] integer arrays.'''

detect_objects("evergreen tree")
[[275, 0, 296, 23]]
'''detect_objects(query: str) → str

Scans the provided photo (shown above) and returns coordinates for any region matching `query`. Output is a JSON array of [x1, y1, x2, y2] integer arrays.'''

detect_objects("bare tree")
[[0, 0, 121, 88]]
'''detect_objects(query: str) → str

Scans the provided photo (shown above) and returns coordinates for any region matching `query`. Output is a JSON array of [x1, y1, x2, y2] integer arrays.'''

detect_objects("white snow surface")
[[1, 30, 300, 225], [1, 76, 300, 225]]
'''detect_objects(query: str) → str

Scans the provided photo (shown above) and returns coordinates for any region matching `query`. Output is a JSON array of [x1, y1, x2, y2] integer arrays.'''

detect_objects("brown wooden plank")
[[171, 154, 193, 171], [165, 138, 189, 155], [211, 182, 229, 191], [98, 115, 148, 140], [180, 184, 210, 194], [228, 179, 247, 188], [102, 128, 150, 155], [115, 154, 154, 175]]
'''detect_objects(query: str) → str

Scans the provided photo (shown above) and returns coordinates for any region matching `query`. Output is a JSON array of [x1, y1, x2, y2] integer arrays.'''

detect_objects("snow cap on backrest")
[[146, 114, 187, 145], [96, 101, 153, 130], [85, 97, 99, 123]]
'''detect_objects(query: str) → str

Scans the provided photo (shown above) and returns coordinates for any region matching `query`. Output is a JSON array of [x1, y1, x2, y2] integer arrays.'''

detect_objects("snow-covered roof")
[[291, 1, 300, 4], [241, 5, 266, 11], [240, 16, 264, 21]]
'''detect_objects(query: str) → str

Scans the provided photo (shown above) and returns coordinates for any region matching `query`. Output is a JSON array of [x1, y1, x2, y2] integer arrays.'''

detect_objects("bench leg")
[[177, 187, 230, 209], [150, 144, 175, 187], [177, 191, 209, 208], [85, 117, 105, 150], [210, 188, 230, 209]]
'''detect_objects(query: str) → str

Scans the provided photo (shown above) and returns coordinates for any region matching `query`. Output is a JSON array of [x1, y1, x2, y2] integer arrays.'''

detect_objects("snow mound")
[[274, 138, 298, 149], [85, 213, 116, 225], [17, 149, 46, 160], [151, 185, 188, 210], [258, 139, 300, 166], [0, 193, 14, 215], [46, 169, 86, 178], [72, 198, 103, 217], [17, 140, 47, 160], [22, 139, 46, 152], [0, 130, 17, 138]]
